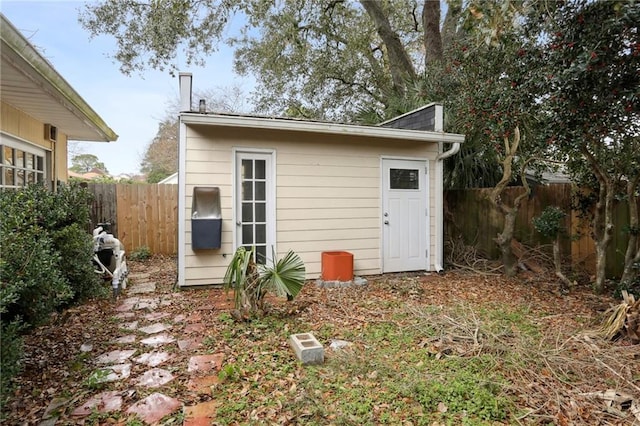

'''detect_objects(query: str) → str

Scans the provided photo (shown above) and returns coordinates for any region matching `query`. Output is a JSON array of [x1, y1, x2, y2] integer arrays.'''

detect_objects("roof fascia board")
[[0, 14, 117, 142], [180, 113, 465, 144]]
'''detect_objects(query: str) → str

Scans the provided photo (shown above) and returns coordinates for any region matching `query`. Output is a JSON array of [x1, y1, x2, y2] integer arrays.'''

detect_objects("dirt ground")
[[2, 255, 639, 425]]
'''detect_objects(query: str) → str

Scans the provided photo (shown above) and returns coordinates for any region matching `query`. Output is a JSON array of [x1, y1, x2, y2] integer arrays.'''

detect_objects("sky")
[[1, 0, 255, 176]]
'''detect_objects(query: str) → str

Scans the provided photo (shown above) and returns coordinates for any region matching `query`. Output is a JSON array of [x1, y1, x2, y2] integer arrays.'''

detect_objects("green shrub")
[[223, 247, 305, 317], [0, 321, 24, 409], [54, 183, 93, 227], [52, 223, 104, 302], [532, 206, 566, 239], [0, 224, 71, 325], [129, 246, 152, 261], [0, 182, 102, 403]]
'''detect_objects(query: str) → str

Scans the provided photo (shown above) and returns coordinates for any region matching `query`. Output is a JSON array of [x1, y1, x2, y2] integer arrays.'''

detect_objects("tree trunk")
[[360, 0, 417, 95], [422, 0, 443, 66], [497, 209, 518, 277], [592, 178, 615, 294], [553, 236, 574, 289], [487, 127, 530, 278], [621, 176, 640, 286], [441, 0, 462, 50], [583, 146, 615, 294]]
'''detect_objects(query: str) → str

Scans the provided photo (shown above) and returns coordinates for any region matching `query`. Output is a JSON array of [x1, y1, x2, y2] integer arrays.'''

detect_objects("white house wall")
[[182, 124, 439, 286]]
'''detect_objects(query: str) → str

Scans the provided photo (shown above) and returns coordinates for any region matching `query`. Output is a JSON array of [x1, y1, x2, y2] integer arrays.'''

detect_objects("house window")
[[0, 136, 47, 189]]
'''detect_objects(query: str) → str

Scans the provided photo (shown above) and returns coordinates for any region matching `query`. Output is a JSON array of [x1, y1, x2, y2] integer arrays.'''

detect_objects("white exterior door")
[[235, 151, 275, 265], [382, 159, 428, 273]]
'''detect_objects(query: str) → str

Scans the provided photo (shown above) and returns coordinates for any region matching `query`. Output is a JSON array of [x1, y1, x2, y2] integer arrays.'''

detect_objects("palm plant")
[[223, 246, 305, 318]]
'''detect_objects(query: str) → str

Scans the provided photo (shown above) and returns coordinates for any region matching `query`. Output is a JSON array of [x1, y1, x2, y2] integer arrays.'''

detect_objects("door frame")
[[232, 147, 277, 264], [380, 156, 430, 273]]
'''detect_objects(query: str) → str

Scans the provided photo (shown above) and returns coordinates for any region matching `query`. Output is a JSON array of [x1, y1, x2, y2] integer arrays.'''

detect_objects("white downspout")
[[433, 104, 461, 273], [436, 143, 461, 162]]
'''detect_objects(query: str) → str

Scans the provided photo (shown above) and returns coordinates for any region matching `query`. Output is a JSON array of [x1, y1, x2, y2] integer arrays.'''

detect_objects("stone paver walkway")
[[53, 270, 223, 425]]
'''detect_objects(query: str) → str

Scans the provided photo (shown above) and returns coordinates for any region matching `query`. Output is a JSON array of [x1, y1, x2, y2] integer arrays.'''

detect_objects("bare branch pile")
[[599, 291, 640, 343]]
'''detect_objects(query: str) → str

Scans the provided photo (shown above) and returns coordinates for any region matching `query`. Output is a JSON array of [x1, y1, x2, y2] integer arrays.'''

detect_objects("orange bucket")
[[321, 251, 354, 281]]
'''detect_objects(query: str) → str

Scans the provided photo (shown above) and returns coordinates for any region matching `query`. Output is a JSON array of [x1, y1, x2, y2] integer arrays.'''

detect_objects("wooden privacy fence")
[[86, 182, 634, 275], [87, 183, 178, 255], [445, 184, 636, 278]]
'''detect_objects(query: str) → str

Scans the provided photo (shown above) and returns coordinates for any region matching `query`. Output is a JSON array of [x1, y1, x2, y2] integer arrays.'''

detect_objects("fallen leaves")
[[2, 256, 639, 425]]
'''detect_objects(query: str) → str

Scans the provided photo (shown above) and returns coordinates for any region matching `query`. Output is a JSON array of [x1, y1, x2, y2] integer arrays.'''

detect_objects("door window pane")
[[255, 203, 266, 222], [242, 224, 253, 244], [255, 181, 266, 201], [242, 203, 253, 222], [390, 168, 419, 190], [255, 160, 266, 179], [242, 159, 253, 179], [242, 181, 253, 200], [255, 246, 267, 264], [255, 224, 266, 244]]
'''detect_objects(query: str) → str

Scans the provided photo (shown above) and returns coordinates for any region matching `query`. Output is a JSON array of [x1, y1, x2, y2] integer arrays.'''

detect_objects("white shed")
[[177, 73, 465, 287]]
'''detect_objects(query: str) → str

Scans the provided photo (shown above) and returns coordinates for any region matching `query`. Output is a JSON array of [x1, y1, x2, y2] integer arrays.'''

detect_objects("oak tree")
[[79, 0, 453, 120]]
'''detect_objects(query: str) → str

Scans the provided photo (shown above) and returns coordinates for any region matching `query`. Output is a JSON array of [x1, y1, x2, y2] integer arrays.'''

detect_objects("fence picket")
[[87, 183, 178, 255]]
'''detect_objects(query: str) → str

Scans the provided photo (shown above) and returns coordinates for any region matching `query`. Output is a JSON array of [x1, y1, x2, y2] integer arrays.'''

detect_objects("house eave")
[[0, 14, 117, 142], [179, 113, 465, 144]]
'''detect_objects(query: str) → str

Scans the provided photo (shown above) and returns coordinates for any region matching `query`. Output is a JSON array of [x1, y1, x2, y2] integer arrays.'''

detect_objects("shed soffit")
[[0, 14, 117, 142]]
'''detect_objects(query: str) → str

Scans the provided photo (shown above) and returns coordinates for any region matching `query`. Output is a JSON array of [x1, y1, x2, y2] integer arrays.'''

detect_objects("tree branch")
[[411, 4, 419, 32], [360, 0, 417, 94], [489, 126, 521, 215], [324, 0, 345, 17], [326, 74, 384, 104]]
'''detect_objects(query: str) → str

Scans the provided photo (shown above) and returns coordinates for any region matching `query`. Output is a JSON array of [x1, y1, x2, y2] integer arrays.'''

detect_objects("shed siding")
[[183, 125, 439, 286]]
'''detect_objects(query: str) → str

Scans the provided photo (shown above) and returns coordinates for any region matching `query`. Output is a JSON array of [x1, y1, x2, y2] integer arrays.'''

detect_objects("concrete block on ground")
[[289, 333, 324, 365], [314, 276, 367, 288]]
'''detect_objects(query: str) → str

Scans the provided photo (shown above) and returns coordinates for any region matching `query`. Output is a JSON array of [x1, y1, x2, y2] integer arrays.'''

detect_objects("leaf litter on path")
[[2, 255, 638, 425]]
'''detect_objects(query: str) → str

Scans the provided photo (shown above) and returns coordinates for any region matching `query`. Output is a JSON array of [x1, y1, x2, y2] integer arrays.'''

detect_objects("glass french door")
[[236, 151, 274, 265]]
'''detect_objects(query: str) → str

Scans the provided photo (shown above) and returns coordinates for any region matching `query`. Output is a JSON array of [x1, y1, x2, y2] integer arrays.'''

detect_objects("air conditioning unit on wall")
[[44, 124, 57, 142]]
